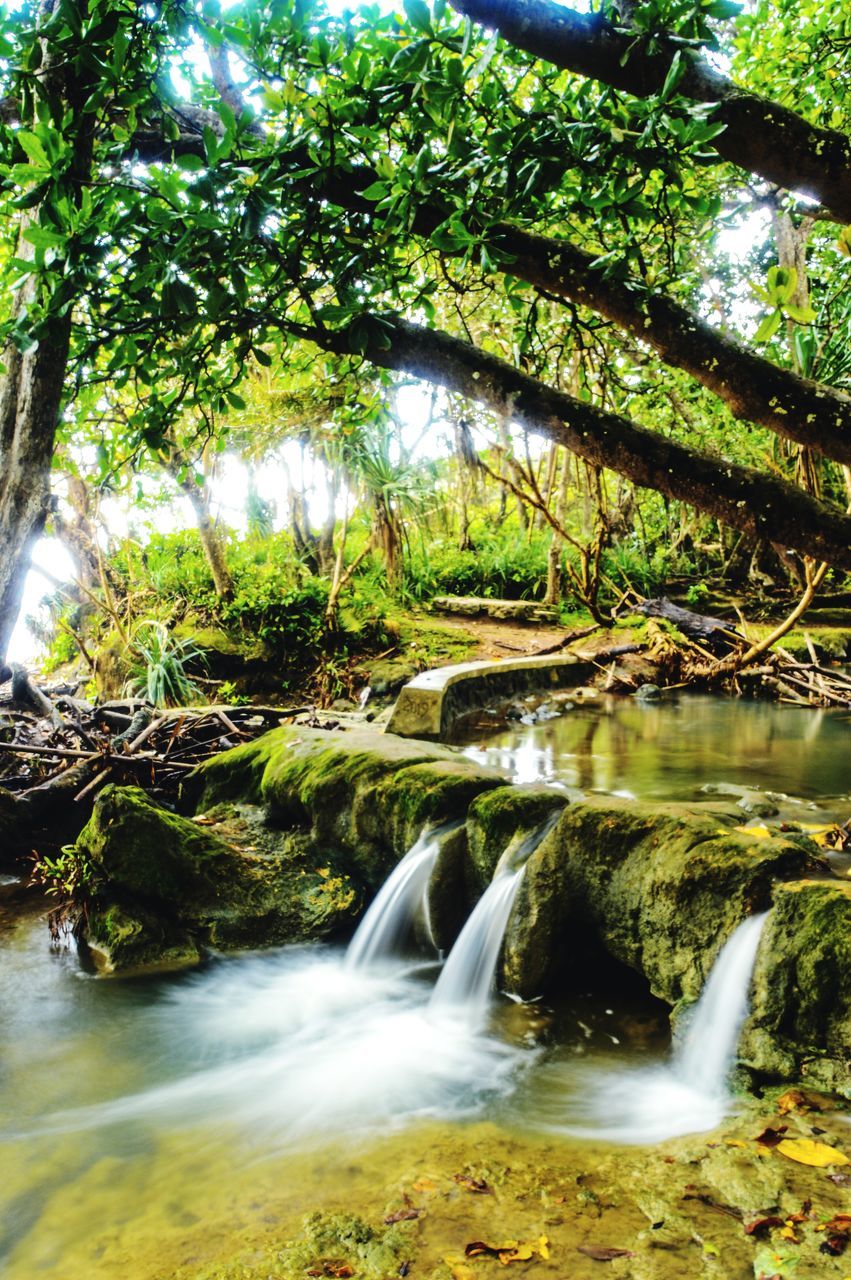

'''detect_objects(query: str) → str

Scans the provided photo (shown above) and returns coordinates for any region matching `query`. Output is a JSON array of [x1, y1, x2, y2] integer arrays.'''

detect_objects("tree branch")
[[286, 313, 851, 570], [451, 0, 851, 223]]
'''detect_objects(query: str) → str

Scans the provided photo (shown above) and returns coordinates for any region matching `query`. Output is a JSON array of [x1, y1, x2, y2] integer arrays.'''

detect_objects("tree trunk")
[[544, 449, 570, 605], [180, 476, 234, 600], [451, 0, 851, 222]]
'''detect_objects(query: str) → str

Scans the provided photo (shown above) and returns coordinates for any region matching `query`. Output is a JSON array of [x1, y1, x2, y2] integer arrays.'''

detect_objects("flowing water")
[[1, 695, 848, 1276], [518, 913, 769, 1145], [346, 827, 443, 968]]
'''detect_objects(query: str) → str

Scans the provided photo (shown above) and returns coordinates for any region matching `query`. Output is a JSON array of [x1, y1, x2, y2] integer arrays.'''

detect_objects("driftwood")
[[1, 680, 308, 816], [634, 597, 740, 647]]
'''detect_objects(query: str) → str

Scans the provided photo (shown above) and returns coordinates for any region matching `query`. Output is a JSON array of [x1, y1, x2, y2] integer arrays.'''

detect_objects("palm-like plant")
[[124, 620, 203, 707]]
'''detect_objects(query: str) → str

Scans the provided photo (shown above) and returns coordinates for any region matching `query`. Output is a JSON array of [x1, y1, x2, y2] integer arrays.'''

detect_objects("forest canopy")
[[1, 0, 850, 671]]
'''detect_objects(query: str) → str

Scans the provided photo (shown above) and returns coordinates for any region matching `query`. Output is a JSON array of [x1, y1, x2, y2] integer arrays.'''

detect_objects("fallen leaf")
[[820, 1214, 851, 1237], [412, 1177, 437, 1193], [725, 1138, 748, 1148], [306, 1265, 354, 1279], [778, 1225, 800, 1243], [827, 1172, 851, 1187], [820, 1236, 848, 1257], [775, 1138, 850, 1168], [755, 1126, 788, 1147], [576, 1245, 636, 1261], [465, 1236, 549, 1265], [744, 1217, 786, 1237], [454, 1174, 490, 1193], [734, 823, 772, 839], [384, 1208, 421, 1224], [777, 1088, 823, 1115]]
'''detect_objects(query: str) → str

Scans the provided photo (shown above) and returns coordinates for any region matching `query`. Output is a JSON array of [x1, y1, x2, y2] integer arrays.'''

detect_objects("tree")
[[2, 0, 851, 664]]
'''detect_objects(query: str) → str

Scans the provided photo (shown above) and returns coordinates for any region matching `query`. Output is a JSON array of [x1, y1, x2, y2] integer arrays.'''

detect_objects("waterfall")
[[430, 814, 560, 1018], [346, 830, 441, 969], [673, 910, 768, 1097], [538, 910, 770, 1144], [430, 866, 525, 1014]]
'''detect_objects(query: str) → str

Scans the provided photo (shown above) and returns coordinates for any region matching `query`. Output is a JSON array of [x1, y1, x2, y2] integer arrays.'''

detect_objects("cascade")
[[430, 814, 560, 1018], [541, 910, 771, 1144], [673, 910, 768, 1097], [345, 829, 442, 969]]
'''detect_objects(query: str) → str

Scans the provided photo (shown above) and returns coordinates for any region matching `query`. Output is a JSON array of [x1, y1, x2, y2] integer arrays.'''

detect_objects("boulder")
[[503, 798, 823, 1006], [741, 880, 851, 1095], [73, 785, 363, 972]]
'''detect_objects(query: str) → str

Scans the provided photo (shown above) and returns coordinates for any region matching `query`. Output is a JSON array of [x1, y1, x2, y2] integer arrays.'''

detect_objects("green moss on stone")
[[741, 880, 851, 1097]]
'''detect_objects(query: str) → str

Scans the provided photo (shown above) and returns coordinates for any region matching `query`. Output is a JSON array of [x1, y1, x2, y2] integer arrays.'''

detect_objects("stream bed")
[[1, 695, 849, 1279]]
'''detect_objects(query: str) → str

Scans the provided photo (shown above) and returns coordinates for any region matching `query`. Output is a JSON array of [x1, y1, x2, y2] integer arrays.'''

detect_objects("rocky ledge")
[[59, 725, 850, 1094]]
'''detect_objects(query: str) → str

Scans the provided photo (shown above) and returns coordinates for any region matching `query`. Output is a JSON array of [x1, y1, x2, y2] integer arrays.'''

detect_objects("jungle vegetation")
[[1, 0, 850, 694]]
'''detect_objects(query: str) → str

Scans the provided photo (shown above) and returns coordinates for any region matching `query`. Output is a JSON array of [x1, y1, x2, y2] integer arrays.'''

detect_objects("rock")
[[197, 725, 505, 891], [503, 797, 823, 1008], [634, 683, 661, 701], [737, 791, 780, 818], [72, 786, 363, 972], [741, 880, 851, 1096], [367, 659, 418, 697]]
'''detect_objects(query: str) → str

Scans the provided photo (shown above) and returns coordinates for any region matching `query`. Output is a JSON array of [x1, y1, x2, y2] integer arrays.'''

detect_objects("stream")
[[1, 695, 849, 1277]]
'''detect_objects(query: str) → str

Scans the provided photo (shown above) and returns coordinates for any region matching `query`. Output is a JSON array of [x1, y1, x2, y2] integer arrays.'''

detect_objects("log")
[[635, 597, 739, 646]]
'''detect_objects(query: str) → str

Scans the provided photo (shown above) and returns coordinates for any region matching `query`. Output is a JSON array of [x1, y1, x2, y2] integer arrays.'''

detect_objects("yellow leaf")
[[775, 1138, 850, 1168], [725, 1139, 748, 1148], [413, 1177, 437, 1193], [734, 824, 772, 839], [538, 1236, 550, 1260]]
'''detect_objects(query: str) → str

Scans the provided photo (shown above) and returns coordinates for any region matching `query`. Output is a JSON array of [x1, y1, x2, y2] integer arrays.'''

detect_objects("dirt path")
[[429, 614, 598, 663]]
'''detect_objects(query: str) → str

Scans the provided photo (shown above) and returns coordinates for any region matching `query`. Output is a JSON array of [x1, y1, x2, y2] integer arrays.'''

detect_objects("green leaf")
[[359, 181, 390, 201], [754, 309, 782, 343], [784, 302, 817, 324], [660, 51, 684, 102], [705, 1, 743, 18], [403, 0, 433, 35], [16, 130, 49, 168]]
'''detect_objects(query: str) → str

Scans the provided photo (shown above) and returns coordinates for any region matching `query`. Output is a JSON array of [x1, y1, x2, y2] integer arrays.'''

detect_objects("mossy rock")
[[502, 797, 823, 1004], [197, 726, 503, 888], [175, 624, 271, 676], [466, 785, 569, 890], [366, 658, 418, 697], [72, 786, 362, 971], [741, 880, 851, 1096]]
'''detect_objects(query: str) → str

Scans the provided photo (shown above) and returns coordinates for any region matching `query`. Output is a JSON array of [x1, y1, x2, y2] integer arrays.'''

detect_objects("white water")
[[18, 947, 531, 1151], [672, 911, 768, 1096], [430, 866, 525, 1016], [430, 814, 561, 1019], [346, 829, 441, 969], [530, 912, 770, 1144]]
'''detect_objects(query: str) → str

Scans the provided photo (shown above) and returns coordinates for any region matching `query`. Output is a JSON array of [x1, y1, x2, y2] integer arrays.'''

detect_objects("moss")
[[280, 1211, 412, 1280], [199, 726, 502, 888], [72, 785, 363, 971], [741, 880, 851, 1096], [502, 798, 823, 1005], [466, 785, 569, 889]]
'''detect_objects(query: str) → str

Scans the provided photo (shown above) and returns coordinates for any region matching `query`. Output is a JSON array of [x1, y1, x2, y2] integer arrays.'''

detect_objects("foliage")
[[124, 620, 204, 707]]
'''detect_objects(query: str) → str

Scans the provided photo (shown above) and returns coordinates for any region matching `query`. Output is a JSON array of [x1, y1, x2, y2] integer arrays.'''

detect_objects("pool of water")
[[453, 692, 851, 821]]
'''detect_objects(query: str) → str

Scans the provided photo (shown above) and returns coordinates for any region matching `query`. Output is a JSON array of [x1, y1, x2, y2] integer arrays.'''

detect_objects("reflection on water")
[[455, 693, 851, 817]]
